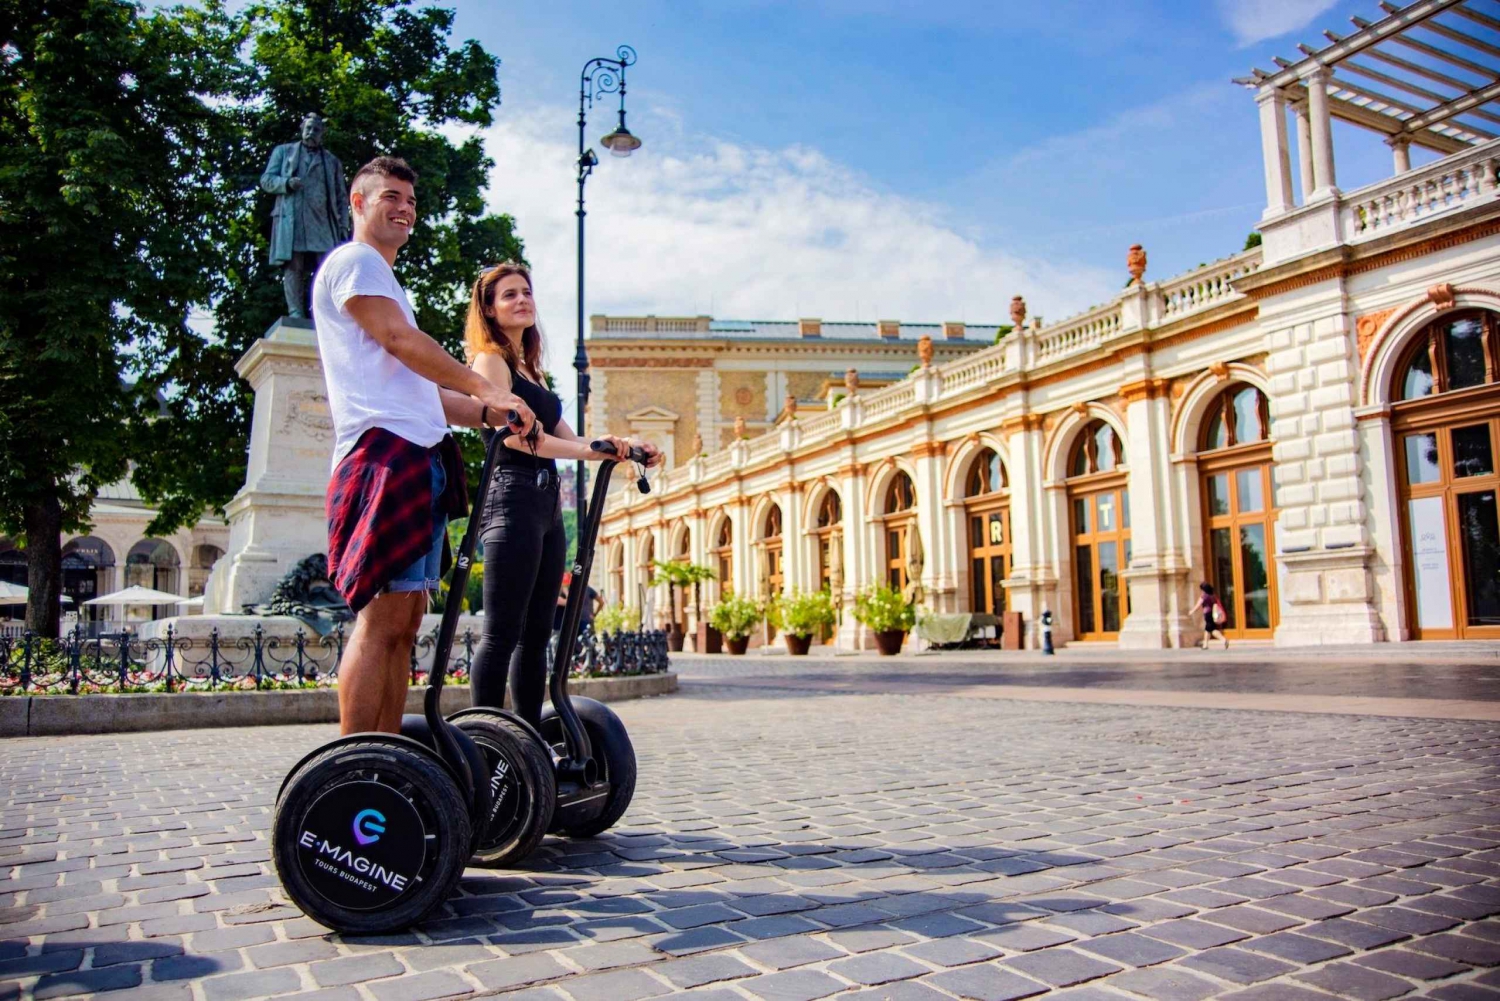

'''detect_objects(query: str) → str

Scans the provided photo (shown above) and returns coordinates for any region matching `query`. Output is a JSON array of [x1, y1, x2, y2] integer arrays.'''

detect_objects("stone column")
[[1001, 414, 1053, 648], [1293, 100, 1315, 201], [208, 319, 335, 615], [1265, 298, 1385, 644], [1118, 379, 1193, 648], [1256, 88, 1296, 218], [836, 457, 869, 650], [1389, 137, 1412, 175], [780, 483, 805, 594], [911, 439, 954, 611], [1304, 67, 1339, 199]]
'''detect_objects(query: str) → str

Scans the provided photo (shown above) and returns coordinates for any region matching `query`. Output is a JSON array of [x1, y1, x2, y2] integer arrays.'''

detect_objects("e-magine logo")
[[352, 808, 386, 845]]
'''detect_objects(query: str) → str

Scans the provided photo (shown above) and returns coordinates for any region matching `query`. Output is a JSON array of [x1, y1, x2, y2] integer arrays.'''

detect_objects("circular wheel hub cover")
[[295, 780, 427, 911]]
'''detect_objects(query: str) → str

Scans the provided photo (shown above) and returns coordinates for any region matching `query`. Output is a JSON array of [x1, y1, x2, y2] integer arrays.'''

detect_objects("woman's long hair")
[[464, 262, 544, 377]]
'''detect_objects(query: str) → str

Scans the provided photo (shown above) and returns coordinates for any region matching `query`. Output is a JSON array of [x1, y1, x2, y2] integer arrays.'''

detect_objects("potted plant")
[[649, 560, 688, 651], [854, 584, 916, 656], [708, 594, 762, 655], [770, 589, 836, 656]]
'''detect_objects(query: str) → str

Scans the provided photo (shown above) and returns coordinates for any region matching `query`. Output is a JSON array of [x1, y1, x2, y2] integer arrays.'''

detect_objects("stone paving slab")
[[3, 680, 1500, 1000]]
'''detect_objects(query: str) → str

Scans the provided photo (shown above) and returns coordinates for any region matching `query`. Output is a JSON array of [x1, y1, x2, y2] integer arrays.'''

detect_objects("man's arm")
[[259, 145, 291, 194], [344, 295, 535, 433]]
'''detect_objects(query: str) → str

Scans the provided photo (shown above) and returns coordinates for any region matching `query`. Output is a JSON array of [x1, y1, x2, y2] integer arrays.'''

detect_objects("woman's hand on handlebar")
[[479, 388, 535, 436], [632, 439, 664, 467], [589, 434, 633, 462]]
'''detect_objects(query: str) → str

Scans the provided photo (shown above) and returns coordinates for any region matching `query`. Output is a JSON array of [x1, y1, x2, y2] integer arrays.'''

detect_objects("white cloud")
[[1216, 0, 1339, 47], [470, 106, 1116, 405]]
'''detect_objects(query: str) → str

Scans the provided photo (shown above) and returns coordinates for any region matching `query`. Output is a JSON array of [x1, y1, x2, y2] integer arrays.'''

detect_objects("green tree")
[[0, 0, 238, 636], [137, 0, 523, 531], [2, 0, 525, 635]]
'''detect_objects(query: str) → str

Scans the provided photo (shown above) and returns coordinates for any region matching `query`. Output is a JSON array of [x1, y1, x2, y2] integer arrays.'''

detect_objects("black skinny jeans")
[[470, 466, 566, 727]]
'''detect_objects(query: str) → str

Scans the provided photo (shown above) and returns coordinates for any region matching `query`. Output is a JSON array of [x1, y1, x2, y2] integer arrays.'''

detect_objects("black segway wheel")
[[539, 697, 637, 838], [272, 739, 472, 934], [451, 712, 557, 867]]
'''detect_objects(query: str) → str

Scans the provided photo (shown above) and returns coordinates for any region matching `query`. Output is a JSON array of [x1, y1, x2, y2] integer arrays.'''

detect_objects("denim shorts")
[[385, 452, 447, 594]]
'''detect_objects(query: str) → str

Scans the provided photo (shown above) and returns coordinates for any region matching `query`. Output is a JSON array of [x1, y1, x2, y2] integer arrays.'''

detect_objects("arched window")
[[608, 543, 625, 606], [1201, 385, 1269, 452], [885, 471, 915, 513], [1198, 383, 1277, 637], [0, 537, 25, 589], [813, 489, 843, 594], [1070, 420, 1125, 477], [1393, 309, 1500, 639], [882, 471, 916, 590], [1066, 421, 1129, 640], [758, 503, 784, 599], [188, 544, 224, 598], [817, 490, 842, 529], [963, 449, 1010, 621], [1396, 311, 1497, 401], [59, 537, 116, 611], [125, 538, 179, 618], [713, 518, 733, 598], [965, 448, 1007, 497]]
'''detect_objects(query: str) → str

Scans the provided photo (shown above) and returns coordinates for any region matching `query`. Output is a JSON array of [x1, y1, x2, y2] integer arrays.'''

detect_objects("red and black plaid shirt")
[[326, 428, 468, 614]]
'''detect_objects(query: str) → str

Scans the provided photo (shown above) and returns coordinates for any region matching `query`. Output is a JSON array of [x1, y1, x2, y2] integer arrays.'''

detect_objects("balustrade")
[[1343, 139, 1500, 242]]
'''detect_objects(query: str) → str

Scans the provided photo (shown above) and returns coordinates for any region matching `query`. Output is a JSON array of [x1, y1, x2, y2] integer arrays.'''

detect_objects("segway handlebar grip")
[[589, 440, 652, 494]]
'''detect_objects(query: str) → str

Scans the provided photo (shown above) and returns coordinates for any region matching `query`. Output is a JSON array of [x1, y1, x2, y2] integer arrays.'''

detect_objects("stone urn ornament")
[[1127, 243, 1148, 285], [734, 415, 747, 439], [845, 368, 860, 395], [1009, 295, 1027, 329], [691, 431, 703, 456], [917, 334, 934, 368]]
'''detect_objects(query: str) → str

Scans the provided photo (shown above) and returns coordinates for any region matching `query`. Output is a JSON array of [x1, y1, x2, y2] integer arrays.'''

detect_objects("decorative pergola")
[[1236, 0, 1500, 216]]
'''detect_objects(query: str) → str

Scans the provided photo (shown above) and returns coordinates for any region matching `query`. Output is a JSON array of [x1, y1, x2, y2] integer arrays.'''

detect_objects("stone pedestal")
[[206, 318, 334, 614], [1117, 566, 1194, 649], [1274, 548, 1387, 645]]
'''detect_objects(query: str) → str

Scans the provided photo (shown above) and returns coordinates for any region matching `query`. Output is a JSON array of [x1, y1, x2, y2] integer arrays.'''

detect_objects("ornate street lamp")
[[574, 45, 640, 536]]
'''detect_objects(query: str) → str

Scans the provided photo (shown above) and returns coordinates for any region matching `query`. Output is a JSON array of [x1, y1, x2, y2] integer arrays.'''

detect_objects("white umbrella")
[[0, 583, 71, 606], [85, 585, 186, 606], [177, 595, 204, 606]]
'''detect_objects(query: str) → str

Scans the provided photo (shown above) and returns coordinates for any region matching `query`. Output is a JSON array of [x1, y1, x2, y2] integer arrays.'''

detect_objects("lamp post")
[[574, 45, 641, 538]]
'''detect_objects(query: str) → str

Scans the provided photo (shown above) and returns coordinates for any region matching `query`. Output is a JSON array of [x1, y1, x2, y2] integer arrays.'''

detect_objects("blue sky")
[[442, 0, 1429, 393]]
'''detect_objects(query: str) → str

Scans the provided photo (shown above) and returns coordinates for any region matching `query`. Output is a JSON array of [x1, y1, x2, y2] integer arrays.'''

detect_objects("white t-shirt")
[[312, 242, 449, 467]]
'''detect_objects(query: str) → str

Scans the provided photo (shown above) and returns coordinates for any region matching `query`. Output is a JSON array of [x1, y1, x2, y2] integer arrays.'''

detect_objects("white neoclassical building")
[[0, 477, 228, 630], [596, 1, 1500, 649]]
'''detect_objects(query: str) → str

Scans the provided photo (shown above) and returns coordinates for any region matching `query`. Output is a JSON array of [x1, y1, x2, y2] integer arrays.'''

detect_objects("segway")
[[461, 439, 652, 867], [271, 418, 525, 934]]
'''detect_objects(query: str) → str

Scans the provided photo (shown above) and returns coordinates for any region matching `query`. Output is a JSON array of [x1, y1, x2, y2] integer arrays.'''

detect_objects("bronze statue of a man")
[[260, 113, 351, 318]]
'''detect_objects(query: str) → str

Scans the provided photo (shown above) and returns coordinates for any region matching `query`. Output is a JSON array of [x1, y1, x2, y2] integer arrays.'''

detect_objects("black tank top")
[[484, 361, 563, 474]]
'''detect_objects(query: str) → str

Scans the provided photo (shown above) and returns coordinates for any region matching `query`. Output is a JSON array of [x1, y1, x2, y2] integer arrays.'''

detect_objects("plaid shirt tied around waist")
[[326, 427, 469, 613]]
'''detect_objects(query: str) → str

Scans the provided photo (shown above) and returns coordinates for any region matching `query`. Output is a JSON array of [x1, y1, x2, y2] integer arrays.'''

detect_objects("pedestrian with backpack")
[[1198, 582, 1229, 649]]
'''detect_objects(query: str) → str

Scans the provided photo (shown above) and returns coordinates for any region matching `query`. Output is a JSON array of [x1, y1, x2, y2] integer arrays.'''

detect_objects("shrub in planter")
[[650, 560, 715, 651], [708, 594, 762, 655], [853, 584, 916, 655], [769, 589, 836, 656], [594, 603, 641, 637]]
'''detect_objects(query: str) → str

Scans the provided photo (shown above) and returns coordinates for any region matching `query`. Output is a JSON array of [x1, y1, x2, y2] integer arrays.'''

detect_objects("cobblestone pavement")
[[4, 681, 1500, 1000]]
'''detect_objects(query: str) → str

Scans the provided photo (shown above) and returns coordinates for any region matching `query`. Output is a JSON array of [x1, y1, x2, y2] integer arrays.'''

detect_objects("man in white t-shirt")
[[313, 155, 535, 736]]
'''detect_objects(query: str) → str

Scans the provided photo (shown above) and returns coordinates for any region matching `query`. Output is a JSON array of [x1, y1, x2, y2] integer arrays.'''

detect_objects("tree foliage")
[[0, 0, 524, 634]]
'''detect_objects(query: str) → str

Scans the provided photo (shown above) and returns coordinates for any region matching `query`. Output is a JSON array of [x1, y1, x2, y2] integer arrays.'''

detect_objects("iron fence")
[[1, 623, 671, 696]]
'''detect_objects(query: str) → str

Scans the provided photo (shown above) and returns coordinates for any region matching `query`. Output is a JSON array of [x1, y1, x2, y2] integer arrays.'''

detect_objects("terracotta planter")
[[666, 623, 685, 652], [726, 635, 749, 655], [785, 633, 812, 656], [696, 623, 722, 654], [874, 629, 906, 656]]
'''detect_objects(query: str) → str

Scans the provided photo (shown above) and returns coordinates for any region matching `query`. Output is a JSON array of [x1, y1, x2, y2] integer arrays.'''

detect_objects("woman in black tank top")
[[464, 263, 659, 726]]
